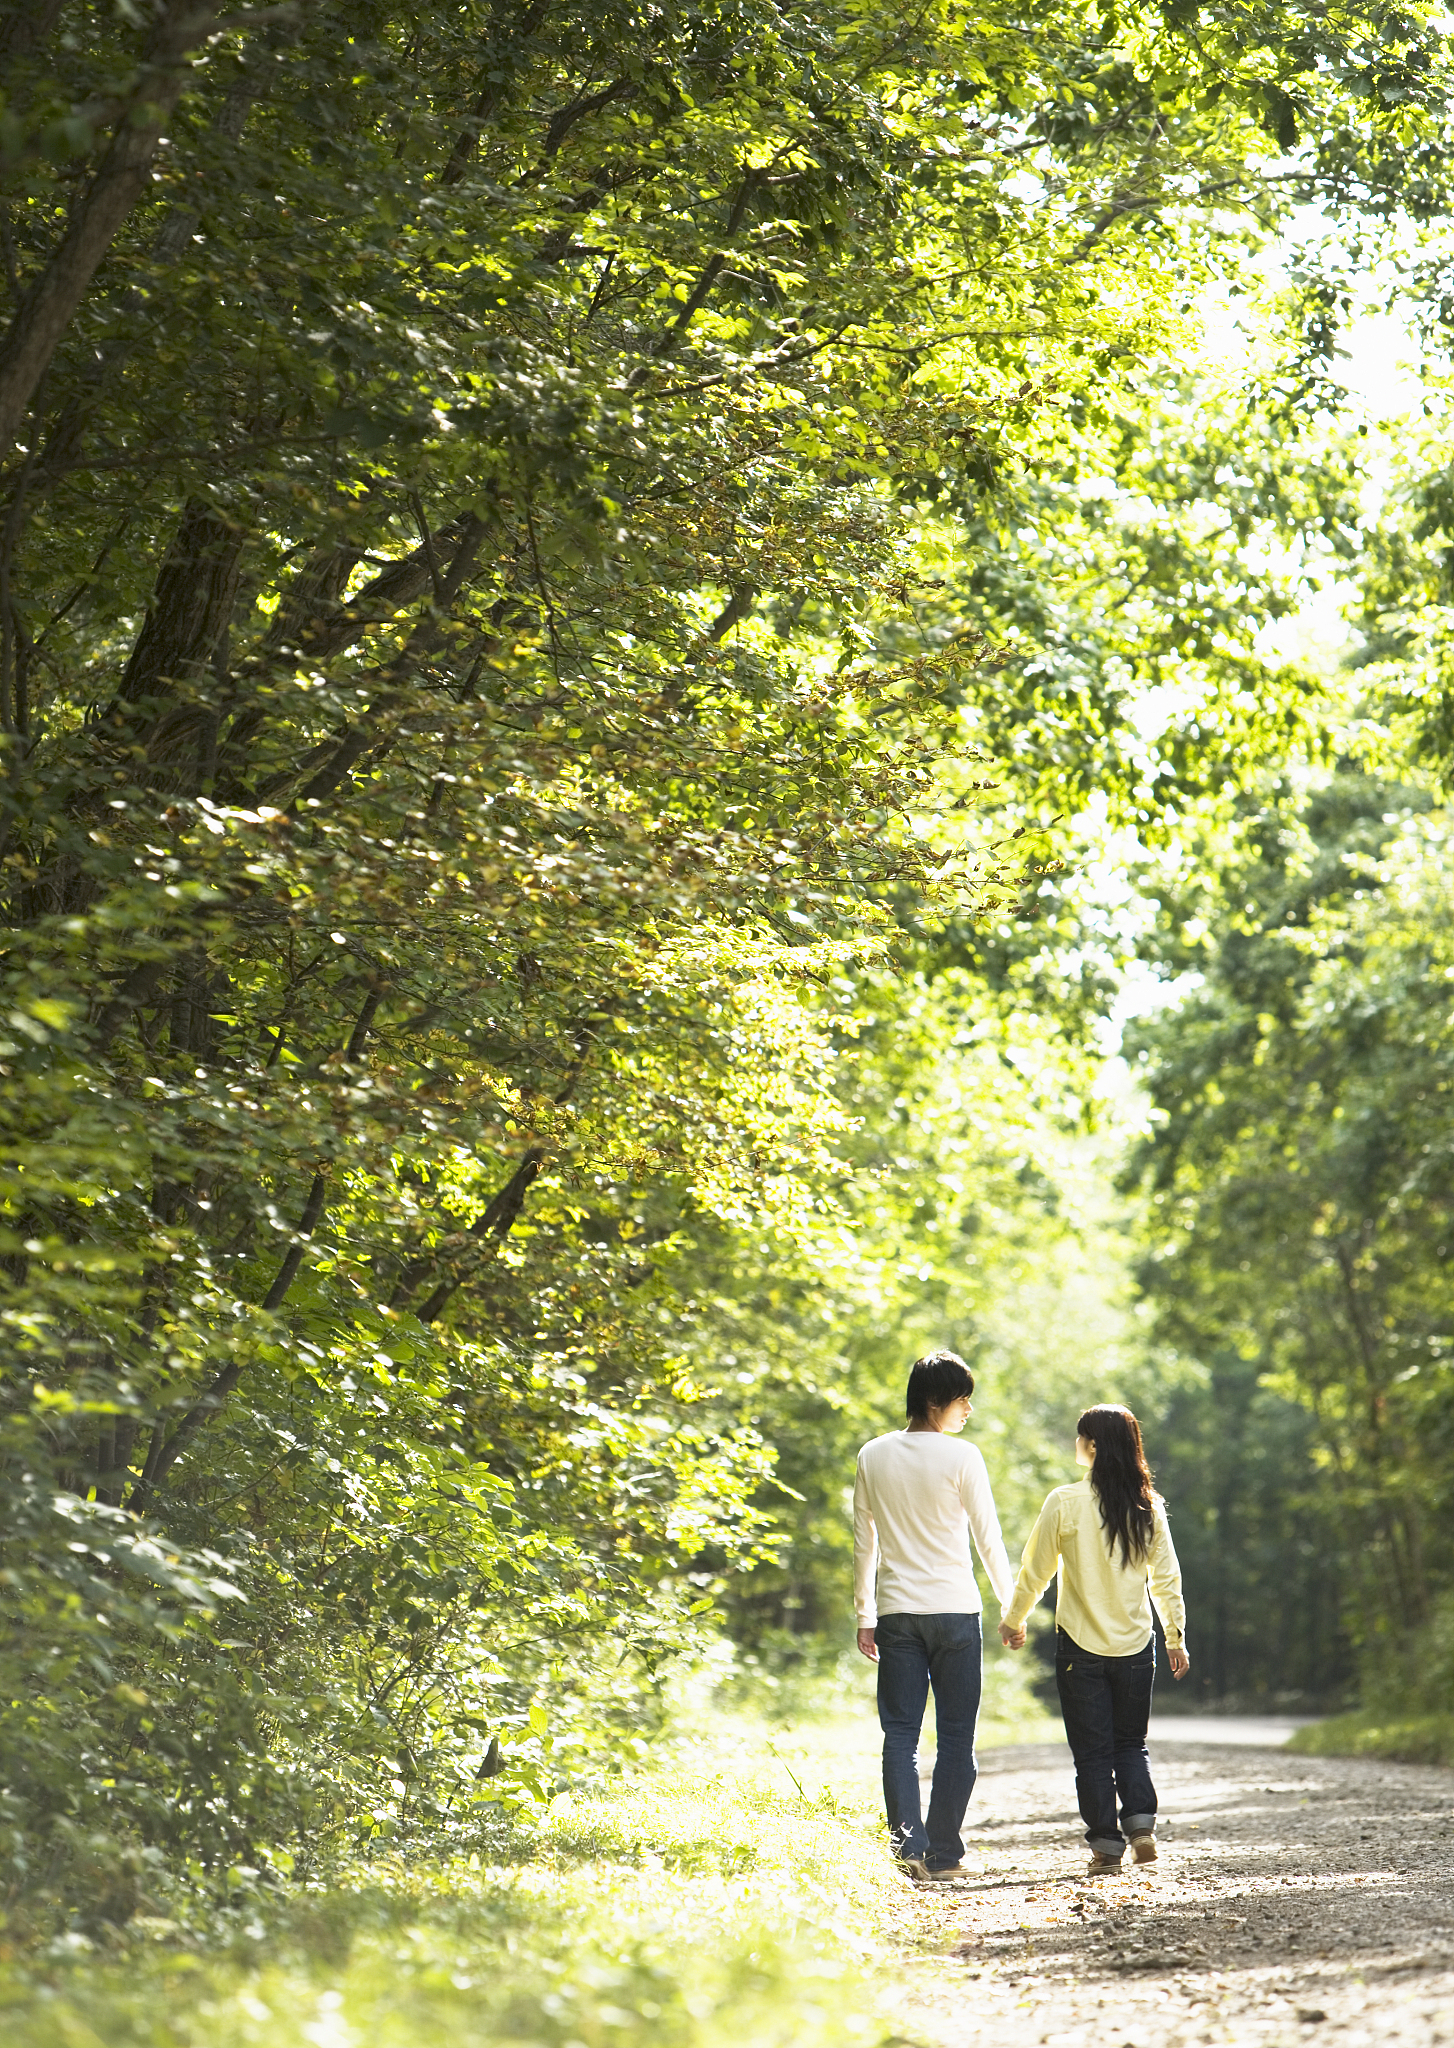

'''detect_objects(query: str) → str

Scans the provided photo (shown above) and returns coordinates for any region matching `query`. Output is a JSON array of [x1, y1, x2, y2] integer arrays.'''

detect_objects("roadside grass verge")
[[0, 1721, 931, 2048], [1287, 1711, 1454, 1767]]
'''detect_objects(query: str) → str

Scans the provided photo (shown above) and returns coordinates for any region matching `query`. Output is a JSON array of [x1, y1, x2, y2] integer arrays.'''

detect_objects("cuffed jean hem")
[[1056, 1630, 1157, 1854], [1091, 1812, 1153, 1858]]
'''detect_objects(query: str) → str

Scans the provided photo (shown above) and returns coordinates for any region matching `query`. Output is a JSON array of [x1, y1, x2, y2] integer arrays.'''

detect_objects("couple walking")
[[853, 1349, 1189, 1881]]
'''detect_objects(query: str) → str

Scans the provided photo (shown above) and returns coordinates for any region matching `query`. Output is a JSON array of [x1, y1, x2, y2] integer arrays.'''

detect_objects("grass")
[[0, 1863, 907, 2048], [0, 1646, 1060, 2047], [1287, 1710, 1454, 1767], [0, 1708, 932, 2048]]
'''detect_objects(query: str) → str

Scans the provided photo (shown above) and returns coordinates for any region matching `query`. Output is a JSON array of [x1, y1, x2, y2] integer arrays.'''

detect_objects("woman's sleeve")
[[1002, 1495, 1060, 1633], [1148, 1503, 1185, 1648]]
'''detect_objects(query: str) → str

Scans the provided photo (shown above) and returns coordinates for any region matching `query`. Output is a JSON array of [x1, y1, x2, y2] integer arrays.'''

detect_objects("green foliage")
[[0, 1716, 916, 2048], [0, 1475, 259, 1934], [689, 964, 1131, 1647], [1124, 776, 1454, 1698], [2, 0, 1453, 1926], [897, 383, 1367, 836], [1287, 1710, 1454, 1767], [1125, 1346, 1347, 1705]]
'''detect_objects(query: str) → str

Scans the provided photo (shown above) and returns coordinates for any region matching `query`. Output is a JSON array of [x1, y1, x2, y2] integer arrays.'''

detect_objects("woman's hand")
[[999, 1621, 1026, 1650], [1168, 1644, 1190, 1679], [857, 1627, 878, 1662]]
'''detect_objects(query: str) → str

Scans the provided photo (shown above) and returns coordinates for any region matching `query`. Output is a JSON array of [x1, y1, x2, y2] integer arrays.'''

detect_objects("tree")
[[2, 0, 1451, 1911], [1125, 778, 1454, 1696]]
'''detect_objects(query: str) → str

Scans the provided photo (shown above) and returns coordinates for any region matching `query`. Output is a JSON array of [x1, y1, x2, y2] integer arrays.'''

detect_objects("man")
[[854, 1349, 1015, 1882]]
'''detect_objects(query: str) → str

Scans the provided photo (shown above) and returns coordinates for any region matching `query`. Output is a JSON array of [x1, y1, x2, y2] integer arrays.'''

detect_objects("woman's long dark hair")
[[1078, 1404, 1156, 1567]]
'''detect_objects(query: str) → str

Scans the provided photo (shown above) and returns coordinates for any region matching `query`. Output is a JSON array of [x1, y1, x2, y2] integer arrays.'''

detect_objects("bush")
[[1286, 1712, 1454, 1767], [0, 1721, 921, 2048], [0, 1471, 265, 1936]]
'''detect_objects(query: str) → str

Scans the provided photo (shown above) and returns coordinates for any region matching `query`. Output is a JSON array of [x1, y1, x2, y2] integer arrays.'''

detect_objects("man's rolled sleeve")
[[853, 1458, 878, 1626], [1002, 1496, 1061, 1634], [959, 1446, 1015, 1612]]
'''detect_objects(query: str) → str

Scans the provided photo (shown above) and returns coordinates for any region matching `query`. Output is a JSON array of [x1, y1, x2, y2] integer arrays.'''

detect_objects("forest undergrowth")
[[0, 1648, 1050, 2048], [1288, 1714, 1454, 1769]]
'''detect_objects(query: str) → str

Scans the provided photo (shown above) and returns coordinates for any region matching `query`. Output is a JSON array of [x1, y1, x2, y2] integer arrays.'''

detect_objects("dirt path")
[[901, 1736, 1454, 2048]]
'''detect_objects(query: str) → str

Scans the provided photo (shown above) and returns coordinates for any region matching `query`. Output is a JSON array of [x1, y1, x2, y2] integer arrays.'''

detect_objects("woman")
[[999, 1405, 1189, 1873]]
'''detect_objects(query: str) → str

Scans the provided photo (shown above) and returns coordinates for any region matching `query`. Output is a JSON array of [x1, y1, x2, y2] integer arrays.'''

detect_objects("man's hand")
[[1168, 1644, 1190, 1679], [999, 1621, 1026, 1650], [857, 1626, 878, 1662]]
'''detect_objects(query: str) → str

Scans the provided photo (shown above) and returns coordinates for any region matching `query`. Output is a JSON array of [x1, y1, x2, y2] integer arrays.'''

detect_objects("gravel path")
[[900, 1736, 1454, 2048]]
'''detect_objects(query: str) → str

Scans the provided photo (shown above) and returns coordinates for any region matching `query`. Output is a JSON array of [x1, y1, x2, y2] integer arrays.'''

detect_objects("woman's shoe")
[[1130, 1831, 1158, 1864]]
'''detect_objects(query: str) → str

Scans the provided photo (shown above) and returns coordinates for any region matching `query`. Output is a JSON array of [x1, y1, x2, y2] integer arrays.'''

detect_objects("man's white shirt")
[[853, 1430, 1015, 1627]]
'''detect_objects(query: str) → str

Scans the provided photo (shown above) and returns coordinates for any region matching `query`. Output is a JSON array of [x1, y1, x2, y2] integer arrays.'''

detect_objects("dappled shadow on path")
[[902, 1737, 1454, 2048]]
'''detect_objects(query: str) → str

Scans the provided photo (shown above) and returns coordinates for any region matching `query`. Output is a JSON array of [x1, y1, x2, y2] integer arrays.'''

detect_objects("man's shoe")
[[1085, 1852, 1123, 1876], [1130, 1831, 1158, 1864], [897, 1857, 968, 1882]]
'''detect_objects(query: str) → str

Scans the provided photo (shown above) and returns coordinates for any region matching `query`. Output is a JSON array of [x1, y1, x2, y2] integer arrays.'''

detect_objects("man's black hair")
[[905, 1349, 975, 1419]]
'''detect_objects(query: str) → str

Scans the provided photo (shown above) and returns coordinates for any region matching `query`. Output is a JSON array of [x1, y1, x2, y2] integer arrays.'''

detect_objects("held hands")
[[864, 1619, 1172, 1665]]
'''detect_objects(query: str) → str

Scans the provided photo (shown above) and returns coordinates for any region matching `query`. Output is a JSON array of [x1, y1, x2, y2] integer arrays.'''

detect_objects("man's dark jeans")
[[1054, 1627, 1157, 1858], [876, 1611, 982, 1870]]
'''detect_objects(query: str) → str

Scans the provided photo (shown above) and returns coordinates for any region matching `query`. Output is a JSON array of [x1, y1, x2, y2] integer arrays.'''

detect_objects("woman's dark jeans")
[[1055, 1627, 1157, 1858], [876, 1612, 982, 1870]]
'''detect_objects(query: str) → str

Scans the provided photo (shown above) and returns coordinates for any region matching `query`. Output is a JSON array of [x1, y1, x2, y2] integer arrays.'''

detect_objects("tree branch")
[[291, 515, 488, 804], [395, 1017, 602, 1318], [415, 1148, 545, 1325], [0, 4, 279, 454], [438, 0, 551, 187], [135, 983, 384, 1498], [630, 170, 760, 379], [93, 958, 169, 1049], [0, 0, 68, 62], [704, 584, 755, 642]]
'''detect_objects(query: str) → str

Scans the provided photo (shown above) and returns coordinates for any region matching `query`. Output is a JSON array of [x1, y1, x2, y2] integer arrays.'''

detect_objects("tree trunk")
[[115, 496, 244, 710], [0, 3, 231, 455], [0, 0, 67, 63]]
